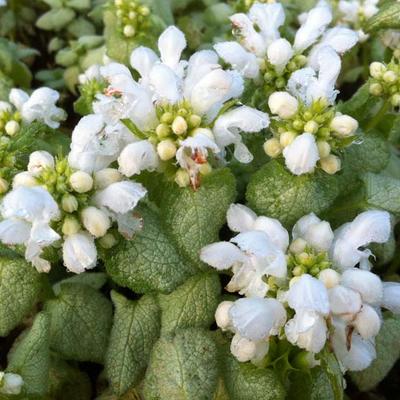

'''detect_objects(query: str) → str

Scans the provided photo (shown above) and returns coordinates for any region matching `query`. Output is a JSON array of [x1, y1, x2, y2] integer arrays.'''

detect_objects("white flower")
[[230, 297, 286, 341], [13, 171, 37, 188], [267, 39, 293, 74], [27, 151, 55, 176], [285, 310, 328, 353], [283, 132, 320, 175], [118, 140, 159, 177], [230, 333, 269, 363], [215, 301, 234, 331], [330, 114, 359, 137], [94, 168, 122, 189], [9, 88, 29, 110], [268, 92, 299, 119], [62, 232, 97, 273], [330, 210, 391, 270], [0, 372, 23, 395], [213, 106, 270, 163], [287, 274, 330, 315], [292, 213, 334, 251], [81, 207, 111, 238], [353, 304, 381, 340], [0, 186, 60, 272], [69, 171, 93, 193], [382, 282, 400, 314], [318, 268, 340, 289], [328, 285, 362, 315]]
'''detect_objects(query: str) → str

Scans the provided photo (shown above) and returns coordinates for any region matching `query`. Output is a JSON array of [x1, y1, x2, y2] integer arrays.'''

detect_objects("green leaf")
[[161, 169, 236, 268], [36, 8, 76, 31], [52, 272, 107, 295], [7, 312, 50, 397], [365, 2, 400, 33], [246, 161, 339, 228], [143, 329, 219, 400], [221, 353, 285, 400], [106, 205, 197, 294], [351, 315, 400, 391], [44, 283, 113, 363], [363, 172, 400, 215], [66, 0, 91, 10], [0, 255, 42, 337], [48, 356, 92, 400], [105, 291, 161, 396], [159, 272, 221, 335]]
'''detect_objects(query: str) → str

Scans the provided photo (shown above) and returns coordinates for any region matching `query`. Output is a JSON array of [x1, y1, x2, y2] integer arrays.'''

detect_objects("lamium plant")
[[0, 1, 400, 400]]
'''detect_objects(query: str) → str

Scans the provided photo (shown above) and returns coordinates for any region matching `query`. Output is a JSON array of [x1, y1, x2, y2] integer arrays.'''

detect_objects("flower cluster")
[[201, 204, 400, 371], [263, 46, 359, 175], [337, 0, 379, 41], [215, 1, 358, 98], [369, 60, 400, 108], [0, 150, 147, 273], [112, 0, 151, 38], [75, 26, 269, 189]]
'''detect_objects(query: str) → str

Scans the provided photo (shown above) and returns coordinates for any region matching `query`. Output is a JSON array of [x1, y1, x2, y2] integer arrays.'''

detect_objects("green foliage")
[[44, 283, 113, 363], [143, 329, 219, 400], [351, 315, 400, 391], [365, 1, 400, 33], [7, 312, 50, 397], [159, 272, 221, 335], [105, 291, 161, 396], [161, 169, 237, 268], [0, 255, 42, 337], [106, 205, 198, 294], [246, 160, 339, 228]]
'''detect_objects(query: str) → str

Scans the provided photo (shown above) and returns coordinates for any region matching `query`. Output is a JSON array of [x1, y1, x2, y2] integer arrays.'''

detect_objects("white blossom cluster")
[[201, 204, 400, 372], [73, 26, 270, 189], [0, 150, 147, 273]]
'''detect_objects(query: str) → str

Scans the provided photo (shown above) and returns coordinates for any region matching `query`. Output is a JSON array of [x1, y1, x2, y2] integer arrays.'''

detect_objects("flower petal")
[[63, 232, 97, 274], [226, 203, 257, 233], [158, 26, 186, 70], [200, 241, 246, 270]]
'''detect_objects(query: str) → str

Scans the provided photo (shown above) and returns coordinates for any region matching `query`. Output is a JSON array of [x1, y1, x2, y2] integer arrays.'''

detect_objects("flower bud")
[[0, 372, 23, 395], [391, 93, 400, 107], [160, 112, 174, 124], [289, 238, 307, 254], [317, 141, 331, 158], [320, 155, 341, 175], [0, 177, 9, 194], [369, 62, 386, 78], [369, 82, 383, 96], [5, 120, 20, 136], [215, 301, 234, 331], [98, 232, 118, 249], [230, 333, 258, 363], [61, 194, 79, 213], [12, 172, 37, 188], [267, 38, 293, 74], [263, 138, 282, 158], [157, 139, 177, 161], [318, 268, 340, 289], [70, 171, 93, 193], [62, 216, 81, 236], [280, 131, 296, 147], [123, 25, 136, 37], [268, 92, 299, 119], [175, 169, 190, 187], [199, 162, 212, 176], [188, 114, 202, 128], [156, 123, 170, 139], [94, 168, 122, 189], [27, 151, 55, 176], [192, 127, 214, 140], [330, 115, 358, 137], [383, 70, 397, 83], [172, 116, 188, 135], [353, 304, 381, 340], [81, 206, 111, 238], [303, 120, 319, 134]]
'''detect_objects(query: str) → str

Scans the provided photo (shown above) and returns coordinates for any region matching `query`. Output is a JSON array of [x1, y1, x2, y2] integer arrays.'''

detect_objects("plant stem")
[[366, 100, 391, 132]]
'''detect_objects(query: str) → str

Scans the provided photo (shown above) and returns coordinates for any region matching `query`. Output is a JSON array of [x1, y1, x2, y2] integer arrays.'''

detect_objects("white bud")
[[0, 372, 23, 395], [230, 333, 258, 362], [62, 217, 81, 236], [175, 169, 190, 187], [318, 268, 340, 289], [353, 304, 381, 340], [12, 171, 37, 188], [383, 70, 397, 83], [70, 171, 93, 193], [280, 131, 296, 147], [330, 115, 359, 137], [61, 194, 78, 213], [5, 120, 20, 136], [123, 25, 136, 37], [263, 138, 282, 158], [27, 151, 54, 176], [369, 62, 386, 79], [303, 120, 319, 134], [172, 116, 188, 135], [317, 141, 331, 158], [157, 139, 177, 161], [289, 238, 307, 254], [268, 92, 299, 119], [94, 168, 122, 190], [215, 301, 234, 331], [192, 127, 214, 140], [320, 155, 341, 175], [81, 206, 111, 238], [267, 38, 294, 74], [0, 177, 9, 194]]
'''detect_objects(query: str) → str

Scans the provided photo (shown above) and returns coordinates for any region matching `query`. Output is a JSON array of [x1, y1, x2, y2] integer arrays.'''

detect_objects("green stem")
[[366, 100, 391, 132]]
